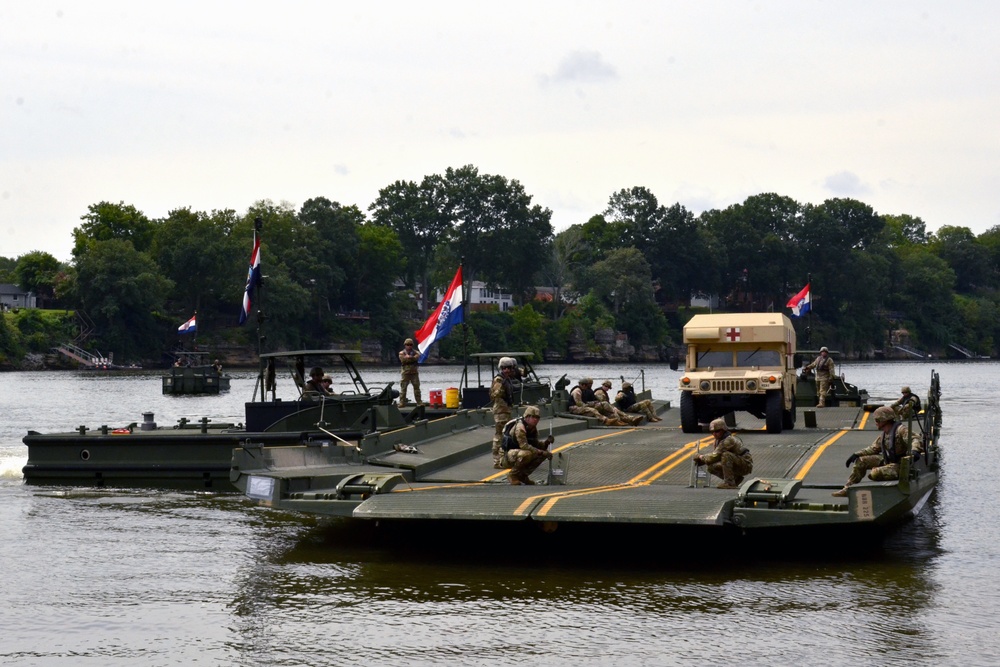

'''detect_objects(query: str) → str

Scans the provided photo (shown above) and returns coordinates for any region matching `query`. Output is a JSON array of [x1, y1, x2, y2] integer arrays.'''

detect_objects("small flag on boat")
[[177, 315, 197, 334], [239, 235, 262, 325], [786, 283, 811, 317], [415, 265, 464, 363]]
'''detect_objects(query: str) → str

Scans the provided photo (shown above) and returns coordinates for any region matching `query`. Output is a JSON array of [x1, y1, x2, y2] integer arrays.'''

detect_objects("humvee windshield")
[[696, 348, 782, 368]]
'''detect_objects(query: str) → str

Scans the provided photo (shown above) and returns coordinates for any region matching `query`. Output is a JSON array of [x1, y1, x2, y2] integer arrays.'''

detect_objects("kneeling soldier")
[[505, 405, 554, 485]]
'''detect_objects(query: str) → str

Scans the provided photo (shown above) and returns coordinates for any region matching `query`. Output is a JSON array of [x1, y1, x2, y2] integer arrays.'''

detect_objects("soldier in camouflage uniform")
[[891, 386, 921, 420], [570, 379, 627, 426], [803, 346, 835, 407], [614, 381, 662, 423], [398, 338, 421, 407], [583, 378, 641, 426], [505, 405, 554, 485], [832, 406, 924, 497], [693, 418, 753, 489], [490, 357, 519, 468]]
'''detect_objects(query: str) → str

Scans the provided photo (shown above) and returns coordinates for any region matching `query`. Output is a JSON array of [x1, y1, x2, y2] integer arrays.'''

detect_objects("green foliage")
[[15, 251, 62, 305], [75, 239, 174, 361], [0, 311, 22, 362], [508, 305, 546, 358], [73, 201, 154, 258], [0, 256, 16, 284]]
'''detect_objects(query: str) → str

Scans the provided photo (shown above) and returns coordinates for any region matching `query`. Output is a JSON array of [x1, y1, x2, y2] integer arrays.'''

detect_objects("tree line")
[[2, 163, 999, 365]]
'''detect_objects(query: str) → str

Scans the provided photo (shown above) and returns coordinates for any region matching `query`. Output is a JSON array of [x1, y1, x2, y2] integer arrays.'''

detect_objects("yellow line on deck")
[[792, 429, 850, 480], [526, 436, 711, 516], [483, 427, 636, 483], [858, 410, 871, 430]]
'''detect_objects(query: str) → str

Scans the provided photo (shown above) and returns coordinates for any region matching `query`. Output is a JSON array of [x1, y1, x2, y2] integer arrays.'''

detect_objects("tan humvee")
[[678, 313, 797, 433]]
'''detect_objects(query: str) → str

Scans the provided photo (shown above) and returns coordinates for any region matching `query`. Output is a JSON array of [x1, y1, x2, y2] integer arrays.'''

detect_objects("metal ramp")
[[52, 342, 110, 367]]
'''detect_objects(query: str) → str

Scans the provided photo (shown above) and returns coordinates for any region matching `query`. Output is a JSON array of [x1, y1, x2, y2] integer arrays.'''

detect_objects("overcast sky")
[[2, 1, 998, 262]]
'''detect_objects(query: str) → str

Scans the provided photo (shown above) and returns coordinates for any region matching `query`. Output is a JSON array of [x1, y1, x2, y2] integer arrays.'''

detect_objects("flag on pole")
[[239, 236, 262, 325], [177, 314, 197, 334], [786, 283, 811, 317], [415, 266, 464, 362]]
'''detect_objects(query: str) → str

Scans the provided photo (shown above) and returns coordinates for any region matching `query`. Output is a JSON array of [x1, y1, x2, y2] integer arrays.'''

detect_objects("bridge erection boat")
[[22, 350, 422, 489], [233, 371, 942, 536]]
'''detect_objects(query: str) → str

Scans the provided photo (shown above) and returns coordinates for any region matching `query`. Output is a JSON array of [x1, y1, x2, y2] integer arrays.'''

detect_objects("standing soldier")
[[615, 381, 662, 423], [504, 405, 554, 485], [693, 418, 753, 489], [490, 357, 518, 468], [803, 346, 835, 407], [398, 338, 421, 407]]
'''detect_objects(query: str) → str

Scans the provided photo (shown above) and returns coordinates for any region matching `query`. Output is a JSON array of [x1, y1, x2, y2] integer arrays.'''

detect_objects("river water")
[[0, 361, 996, 666]]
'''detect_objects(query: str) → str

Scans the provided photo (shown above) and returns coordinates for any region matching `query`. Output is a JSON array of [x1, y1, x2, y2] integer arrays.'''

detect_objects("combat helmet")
[[901, 386, 911, 394], [404, 338, 414, 345], [709, 418, 728, 433], [523, 405, 541, 418], [873, 406, 896, 425], [621, 381, 633, 390], [820, 346, 829, 353], [499, 357, 517, 369]]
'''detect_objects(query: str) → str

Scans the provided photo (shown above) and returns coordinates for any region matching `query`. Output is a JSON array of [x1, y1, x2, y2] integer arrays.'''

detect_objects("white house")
[[0, 284, 37, 310]]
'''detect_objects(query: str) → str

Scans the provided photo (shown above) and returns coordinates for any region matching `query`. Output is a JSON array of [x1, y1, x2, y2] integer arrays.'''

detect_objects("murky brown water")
[[1, 361, 995, 666]]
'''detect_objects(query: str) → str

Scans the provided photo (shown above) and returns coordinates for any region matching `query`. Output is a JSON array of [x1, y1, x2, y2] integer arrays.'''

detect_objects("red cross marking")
[[725, 327, 741, 342]]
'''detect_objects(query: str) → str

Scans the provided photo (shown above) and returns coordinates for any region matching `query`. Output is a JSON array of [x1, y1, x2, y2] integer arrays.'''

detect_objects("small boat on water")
[[22, 349, 421, 489], [232, 370, 942, 536], [162, 353, 231, 395]]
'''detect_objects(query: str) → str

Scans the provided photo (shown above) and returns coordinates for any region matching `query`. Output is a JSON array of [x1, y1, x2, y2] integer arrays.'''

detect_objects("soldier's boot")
[[415, 390, 423, 406], [627, 414, 644, 426], [717, 482, 738, 489], [508, 471, 522, 485], [831, 486, 849, 497]]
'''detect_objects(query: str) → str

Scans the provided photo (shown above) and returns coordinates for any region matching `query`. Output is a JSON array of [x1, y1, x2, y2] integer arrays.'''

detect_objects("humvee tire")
[[765, 390, 784, 433], [782, 399, 796, 430], [680, 392, 699, 434]]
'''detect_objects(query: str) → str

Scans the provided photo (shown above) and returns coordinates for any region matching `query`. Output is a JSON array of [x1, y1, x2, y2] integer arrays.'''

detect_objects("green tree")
[[369, 176, 452, 316], [930, 225, 990, 293], [507, 305, 547, 358], [150, 207, 242, 325], [75, 239, 174, 360], [0, 256, 17, 284], [73, 201, 154, 258], [14, 251, 62, 306]]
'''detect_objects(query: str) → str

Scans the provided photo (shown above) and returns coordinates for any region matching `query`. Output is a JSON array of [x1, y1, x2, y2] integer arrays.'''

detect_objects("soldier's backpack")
[[501, 418, 522, 452]]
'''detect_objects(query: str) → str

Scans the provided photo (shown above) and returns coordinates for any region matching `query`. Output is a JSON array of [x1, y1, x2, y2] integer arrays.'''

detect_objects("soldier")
[[504, 405, 554, 485], [693, 418, 753, 489], [832, 406, 923, 497], [803, 346, 835, 407], [615, 381, 662, 423], [304, 367, 332, 396], [570, 378, 630, 426], [398, 338, 421, 407], [592, 379, 642, 426], [490, 357, 519, 468], [891, 386, 921, 420]]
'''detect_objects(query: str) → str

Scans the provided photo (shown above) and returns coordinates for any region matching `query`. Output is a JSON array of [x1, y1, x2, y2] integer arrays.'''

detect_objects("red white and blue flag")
[[786, 283, 811, 317], [415, 266, 464, 363], [177, 314, 197, 334], [239, 236, 262, 325]]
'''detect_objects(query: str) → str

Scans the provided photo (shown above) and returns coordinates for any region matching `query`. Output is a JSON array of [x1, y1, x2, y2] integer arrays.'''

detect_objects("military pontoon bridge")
[[234, 373, 941, 534]]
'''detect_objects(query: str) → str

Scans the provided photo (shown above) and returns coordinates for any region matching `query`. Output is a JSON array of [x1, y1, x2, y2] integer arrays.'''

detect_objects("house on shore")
[[0, 284, 36, 311]]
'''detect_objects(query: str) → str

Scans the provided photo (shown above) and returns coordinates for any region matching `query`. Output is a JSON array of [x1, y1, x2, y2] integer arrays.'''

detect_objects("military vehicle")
[[22, 349, 416, 489], [677, 313, 797, 434]]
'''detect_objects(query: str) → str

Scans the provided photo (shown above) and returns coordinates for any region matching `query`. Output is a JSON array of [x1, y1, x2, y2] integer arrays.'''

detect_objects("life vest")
[[904, 393, 921, 412], [616, 388, 637, 411], [493, 374, 514, 407], [879, 422, 905, 463], [572, 385, 597, 403], [501, 418, 522, 452]]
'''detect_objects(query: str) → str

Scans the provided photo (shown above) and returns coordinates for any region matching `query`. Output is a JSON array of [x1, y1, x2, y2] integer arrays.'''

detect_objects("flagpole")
[[806, 272, 812, 347], [461, 257, 468, 395], [252, 216, 266, 400]]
